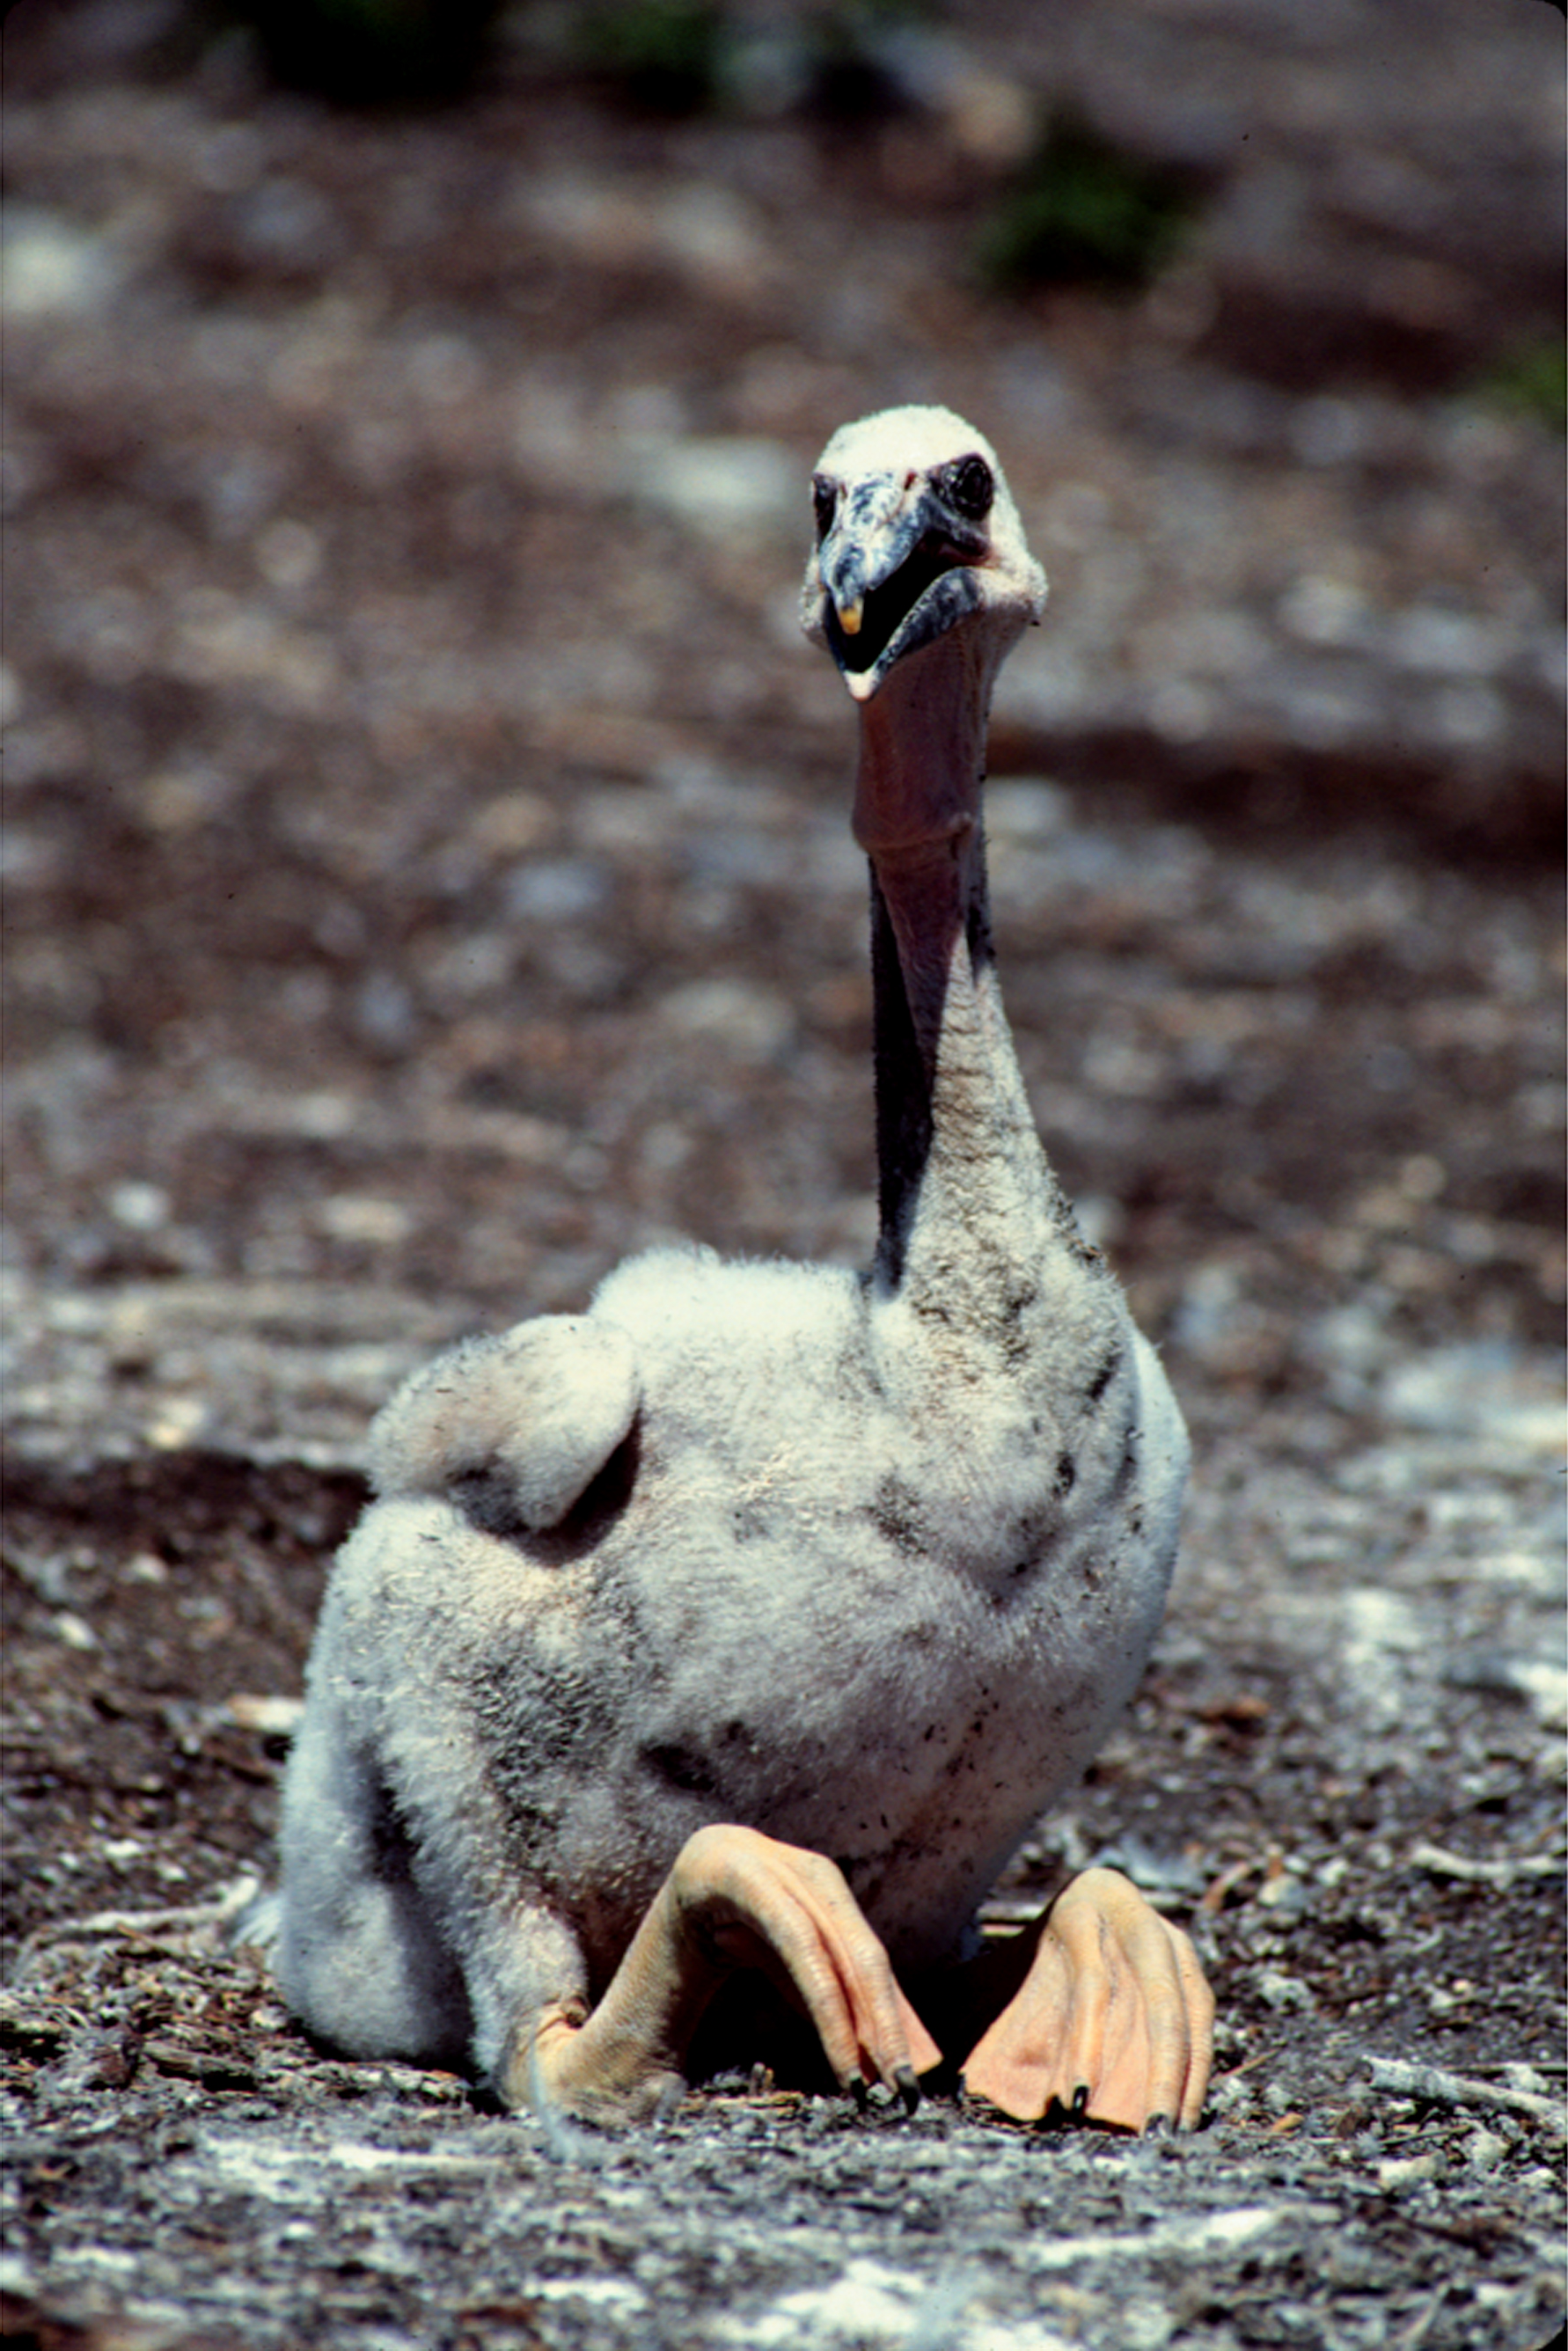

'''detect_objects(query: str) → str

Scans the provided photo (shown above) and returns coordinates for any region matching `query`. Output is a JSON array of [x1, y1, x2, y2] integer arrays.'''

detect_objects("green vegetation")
[[1476, 340, 1567, 435], [977, 111, 1200, 296], [571, 0, 929, 118], [574, 0, 729, 114]]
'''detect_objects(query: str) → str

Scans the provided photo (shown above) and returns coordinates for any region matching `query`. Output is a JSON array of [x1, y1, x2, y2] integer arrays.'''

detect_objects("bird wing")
[[367, 1315, 641, 1533]]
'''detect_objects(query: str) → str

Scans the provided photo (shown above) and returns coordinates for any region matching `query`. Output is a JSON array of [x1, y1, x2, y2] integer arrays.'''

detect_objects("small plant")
[[977, 109, 1199, 296], [575, 0, 729, 114], [1476, 340, 1567, 435], [569, 0, 932, 121]]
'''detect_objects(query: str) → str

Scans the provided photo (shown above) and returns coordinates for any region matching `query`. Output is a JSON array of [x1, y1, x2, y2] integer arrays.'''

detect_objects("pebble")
[[226, 1694, 306, 1738], [620, 433, 802, 544], [315, 1195, 416, 1248], [985, 777, 1071, 842], [1255, 1873, 1311, 1921], [146, 1397, 211, 1450], [0, 826, 61, 889], [1463, 2129, 1508, 2173], [658, 978, 795, 1060], [1380, 1345, 1566, 1451], [1506, 1663, 1568, 1735], [727, 2259, 918, 2347], [229, 176, 346, 273], [108, 1181, 171, 1234], [2, 206, 121, 316], [1254, 1970, 1315, 2013], [503, 857, 611, 922], [1376, 2153, 1443, 2191], [354, 972, 416, 1051]]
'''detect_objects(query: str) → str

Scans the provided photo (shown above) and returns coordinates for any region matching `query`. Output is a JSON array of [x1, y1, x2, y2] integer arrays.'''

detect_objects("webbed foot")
[[959, 1866, 1213, 2134], [505, 1825, 942, 2124]]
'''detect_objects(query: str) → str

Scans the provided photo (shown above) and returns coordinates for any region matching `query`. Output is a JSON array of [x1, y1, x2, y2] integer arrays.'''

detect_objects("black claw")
[[1144, 2112, 1172, 2138], [846, 2069, 869, 2110], [893, 2064, 921, 2115], [1069, 2084, 1091, 2119]]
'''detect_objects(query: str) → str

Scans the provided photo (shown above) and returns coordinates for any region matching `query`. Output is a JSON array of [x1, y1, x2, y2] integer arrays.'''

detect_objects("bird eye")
[[811, 475, 837, 540], [943, 455, 993, 524]]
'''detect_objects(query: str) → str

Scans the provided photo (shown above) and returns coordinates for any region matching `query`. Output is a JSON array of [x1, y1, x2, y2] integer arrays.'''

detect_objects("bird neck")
[[854, 637, 1078, 1297]]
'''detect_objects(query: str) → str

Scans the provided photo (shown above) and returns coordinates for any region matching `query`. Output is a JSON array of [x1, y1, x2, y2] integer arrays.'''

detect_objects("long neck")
[[855, 638, 1084, 1302]]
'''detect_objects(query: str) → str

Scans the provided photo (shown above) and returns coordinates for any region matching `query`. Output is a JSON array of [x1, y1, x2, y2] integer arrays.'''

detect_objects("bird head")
[[800, 406, 1047, 705]]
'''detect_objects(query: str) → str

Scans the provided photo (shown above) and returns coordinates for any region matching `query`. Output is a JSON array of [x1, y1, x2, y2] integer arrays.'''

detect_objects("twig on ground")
[[1365, 2055, 1567, 2133], [18, 1875, 266, 1959], [1408, 1841, 1564, 1889]]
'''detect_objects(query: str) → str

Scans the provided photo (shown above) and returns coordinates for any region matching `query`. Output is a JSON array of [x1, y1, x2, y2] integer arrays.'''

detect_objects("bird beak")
[[808, 480, 987, 704]]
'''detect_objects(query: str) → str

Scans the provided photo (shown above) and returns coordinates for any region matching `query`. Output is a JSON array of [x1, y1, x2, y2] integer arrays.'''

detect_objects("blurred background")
[[3, 0, 1564, 1467]]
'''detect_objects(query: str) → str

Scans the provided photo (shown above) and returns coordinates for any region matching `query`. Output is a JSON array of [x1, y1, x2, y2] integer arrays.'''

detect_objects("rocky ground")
[[3, 2, 1564, 2346]]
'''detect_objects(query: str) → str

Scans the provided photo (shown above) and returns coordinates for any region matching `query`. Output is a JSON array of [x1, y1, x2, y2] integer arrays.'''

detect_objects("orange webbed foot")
[[960, 1865, 1213, 2135], [512, 1825, 941, 2124]]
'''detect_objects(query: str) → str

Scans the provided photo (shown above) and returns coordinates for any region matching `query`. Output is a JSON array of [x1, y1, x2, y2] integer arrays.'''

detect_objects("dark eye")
[[811, 475, 837, 540], [943, 454, 993, 524]]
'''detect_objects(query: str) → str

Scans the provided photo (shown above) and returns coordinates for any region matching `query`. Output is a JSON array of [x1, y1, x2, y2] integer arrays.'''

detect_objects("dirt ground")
[[2, 3, 1564, 2347]]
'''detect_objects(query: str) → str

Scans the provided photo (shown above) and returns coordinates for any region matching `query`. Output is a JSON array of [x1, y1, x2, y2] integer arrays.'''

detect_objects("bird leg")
[[500, 1825, 942, 2124], [956, 1867, 1213, 2133]]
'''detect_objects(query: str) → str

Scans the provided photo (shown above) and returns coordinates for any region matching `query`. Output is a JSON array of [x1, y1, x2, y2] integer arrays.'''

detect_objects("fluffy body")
[[280, 1244, 1187, 2080]]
